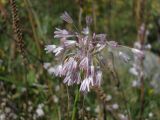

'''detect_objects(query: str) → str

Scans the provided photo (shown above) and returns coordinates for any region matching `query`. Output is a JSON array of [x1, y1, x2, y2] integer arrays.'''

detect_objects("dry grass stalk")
[[10, 0, 27, 65]]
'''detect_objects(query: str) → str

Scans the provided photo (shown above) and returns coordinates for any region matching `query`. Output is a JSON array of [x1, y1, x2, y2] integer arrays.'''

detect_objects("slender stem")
[[71, 87, 80, 120], [138, 59, 145, 120], [137, 1, 146, 118], [78, 6, 83, 30], [66, 86, 70, 120], [139, 74, 145, 120]]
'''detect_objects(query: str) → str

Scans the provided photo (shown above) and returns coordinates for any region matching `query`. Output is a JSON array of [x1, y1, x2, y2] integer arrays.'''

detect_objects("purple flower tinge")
[[131, 48, 144, 59], [60, 11, 73, 24], [80, 77, 91, 92], [86, 16, 92, 26], [54, 28, 74, 38], [82, 27, 89, 35], [44, 12, 106, 92], [53, 64, 63, 76], [63, 40, 77, 48], [62, 57, 77, 74], [44, 45, 56, 53], [47, 64, 63, 77], [44, 11, 143, 92], [79, 57, 89, 70]]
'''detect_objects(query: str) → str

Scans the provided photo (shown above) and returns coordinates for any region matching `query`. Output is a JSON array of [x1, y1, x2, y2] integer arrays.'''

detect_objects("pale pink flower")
[[76, 72, 81, 84], [81, 36, 88, 46], [131, 48, 144, 58], [63, 73, 73, 85], [53, 46, 64, 56], [82, 27, 89, 35], [80, 75, 95, 92], [54, 64, 63, 76], [80, 78, 90, 92], [54, 28, 73, 38], [48, 64, 63, 76], [96, 44, 106, 52], [62, 57, 77, 75], [90, 65, 95, 77], [44, 45, 56, 53], [79, 57, 89, 70], [88, 76, 94, 86], [63, 72, 81, 85], [45, 12, 141, 92], [60, 11, 73, 24], [64, 40, 77, 48]]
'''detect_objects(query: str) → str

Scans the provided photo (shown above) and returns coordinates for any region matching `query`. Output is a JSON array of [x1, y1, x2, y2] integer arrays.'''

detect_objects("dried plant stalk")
[[137, 1, 146, 120], [10, 0, 27, 65], [10, 0, 29, 112]]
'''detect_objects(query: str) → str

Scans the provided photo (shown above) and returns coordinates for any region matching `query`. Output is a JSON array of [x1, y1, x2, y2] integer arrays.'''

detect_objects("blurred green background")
[[0, 0, 160, 120]]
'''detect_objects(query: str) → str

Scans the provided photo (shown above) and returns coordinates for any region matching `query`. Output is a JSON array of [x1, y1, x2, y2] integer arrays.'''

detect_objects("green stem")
[[66, 86, 70, 120], [71, 87, 80, 120]]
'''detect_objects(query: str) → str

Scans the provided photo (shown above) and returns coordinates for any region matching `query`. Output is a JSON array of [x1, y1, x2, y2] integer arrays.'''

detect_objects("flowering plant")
[[44, 12, 144, 92]]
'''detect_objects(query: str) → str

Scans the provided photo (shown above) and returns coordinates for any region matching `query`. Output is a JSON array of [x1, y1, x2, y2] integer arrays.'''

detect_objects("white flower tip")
[[82, 27, 89, 35], [131, 48, 144, 58], [44, 45, 56, 53], [80, 78, 90, 92], [60, 11, 73, 24]]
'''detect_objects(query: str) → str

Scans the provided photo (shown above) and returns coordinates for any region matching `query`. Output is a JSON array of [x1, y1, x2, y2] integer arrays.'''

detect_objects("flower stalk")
[[71, 87, 80, 120]]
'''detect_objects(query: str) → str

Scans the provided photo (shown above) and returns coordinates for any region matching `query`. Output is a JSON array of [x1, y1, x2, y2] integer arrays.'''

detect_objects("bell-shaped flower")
[[60, 11, 73, 24], [44, 45, 56, 53]]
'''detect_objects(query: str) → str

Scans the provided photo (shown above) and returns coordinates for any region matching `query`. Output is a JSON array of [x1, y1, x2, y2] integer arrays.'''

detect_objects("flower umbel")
[[44, 12, 144, 92], [44, 12, 107, 92]]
